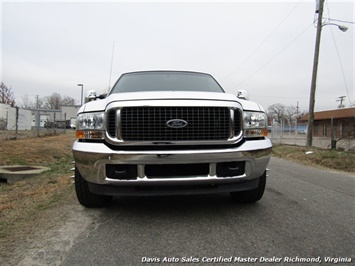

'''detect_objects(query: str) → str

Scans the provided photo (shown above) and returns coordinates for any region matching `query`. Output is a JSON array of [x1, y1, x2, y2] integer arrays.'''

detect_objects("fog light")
[[216, 162, 245, 177]]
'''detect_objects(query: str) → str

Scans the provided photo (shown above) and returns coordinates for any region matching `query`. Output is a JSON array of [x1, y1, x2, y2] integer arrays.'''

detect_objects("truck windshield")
[[110, 72, 225, 94]]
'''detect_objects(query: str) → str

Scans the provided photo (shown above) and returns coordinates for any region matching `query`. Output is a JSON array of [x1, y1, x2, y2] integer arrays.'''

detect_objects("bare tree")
[[21, 95, 33, 109], [0, 82, 16, 107], [44, 93, 76, 109], [21, 95, 44, 109], [45, 93, 62, 109], [62, 95, 76, 105], [267, 103, 286, 124], [285, 105, 297, 127]]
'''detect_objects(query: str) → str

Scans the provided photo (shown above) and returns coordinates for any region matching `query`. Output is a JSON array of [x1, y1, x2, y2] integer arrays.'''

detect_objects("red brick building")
[[300, 107, 355, 138]]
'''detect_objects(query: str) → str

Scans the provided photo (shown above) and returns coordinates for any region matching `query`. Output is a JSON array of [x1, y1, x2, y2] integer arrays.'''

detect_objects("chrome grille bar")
[[107, 106, 242, 142]]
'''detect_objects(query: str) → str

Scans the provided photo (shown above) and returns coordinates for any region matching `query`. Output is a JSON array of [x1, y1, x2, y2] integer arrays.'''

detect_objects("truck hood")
[[79, 91, 264, 113]]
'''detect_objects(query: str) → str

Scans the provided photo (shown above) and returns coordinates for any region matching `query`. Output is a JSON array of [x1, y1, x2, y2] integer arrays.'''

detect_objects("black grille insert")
[[119, 107, 230, 141], [107, 110, 116, 137]]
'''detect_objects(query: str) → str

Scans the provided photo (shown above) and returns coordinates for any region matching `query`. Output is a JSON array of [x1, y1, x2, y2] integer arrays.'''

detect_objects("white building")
[[30, 105, 80, 128], [0, 103, 32, 130], [0, 103, 80, 130]]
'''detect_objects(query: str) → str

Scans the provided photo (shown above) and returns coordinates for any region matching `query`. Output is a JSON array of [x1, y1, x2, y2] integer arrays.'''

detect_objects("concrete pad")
[[0, 165, 50, 184]]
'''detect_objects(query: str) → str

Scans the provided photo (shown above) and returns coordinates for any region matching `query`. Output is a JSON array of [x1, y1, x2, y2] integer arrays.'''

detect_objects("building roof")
[[300, 107, 355, 121]]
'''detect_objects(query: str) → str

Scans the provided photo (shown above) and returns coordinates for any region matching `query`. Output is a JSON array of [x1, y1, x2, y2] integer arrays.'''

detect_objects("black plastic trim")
[[87, 177, 260, 196]]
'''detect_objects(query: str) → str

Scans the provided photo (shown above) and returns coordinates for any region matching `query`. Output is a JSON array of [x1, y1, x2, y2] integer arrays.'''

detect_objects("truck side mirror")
[[87, 90, 97, 102], [237, 90, 250, 100], [86, 91, 107, 102]]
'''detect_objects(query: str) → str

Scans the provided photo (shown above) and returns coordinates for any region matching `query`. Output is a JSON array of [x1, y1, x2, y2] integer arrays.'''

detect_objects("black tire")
[[75, 167, 112, 208], [230, 170, 266, 203]]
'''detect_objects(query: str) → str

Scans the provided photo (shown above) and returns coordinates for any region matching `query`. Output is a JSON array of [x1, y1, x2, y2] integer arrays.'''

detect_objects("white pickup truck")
[[72, 71, 272, 207]]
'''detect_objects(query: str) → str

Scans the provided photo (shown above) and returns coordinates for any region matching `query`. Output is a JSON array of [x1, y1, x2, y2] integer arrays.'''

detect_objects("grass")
[[0, 132, 77, 239], [272, 144, 355, 173]]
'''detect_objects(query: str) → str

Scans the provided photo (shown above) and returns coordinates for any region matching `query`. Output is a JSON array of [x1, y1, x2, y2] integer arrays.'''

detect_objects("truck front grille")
[[107, 107, 241, 142]]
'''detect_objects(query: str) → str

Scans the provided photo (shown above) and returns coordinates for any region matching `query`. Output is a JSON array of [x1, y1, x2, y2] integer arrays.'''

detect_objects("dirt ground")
[[0, 188, 90, 265], [0, 132, 89, 265]]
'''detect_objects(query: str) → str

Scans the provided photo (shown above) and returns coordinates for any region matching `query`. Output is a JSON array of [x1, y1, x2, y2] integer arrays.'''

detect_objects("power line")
[[325, 2, 352, 106], [222, 0, 304, 82], [235, 22, 314, 88], [329, 26, 351, 106]]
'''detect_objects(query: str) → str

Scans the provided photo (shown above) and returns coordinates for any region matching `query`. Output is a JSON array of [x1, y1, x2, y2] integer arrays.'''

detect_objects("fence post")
[[54, 112, 56, 135], [15, 107, 19, 140], [6, 110, 9, 130], [37, 110, 40, 137], [331, 117, 336, 149], [64, 113, 67, 134]]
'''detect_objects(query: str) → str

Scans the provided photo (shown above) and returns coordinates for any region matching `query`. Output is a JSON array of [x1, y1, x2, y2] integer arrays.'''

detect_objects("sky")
[[1, 0, 354, 112]]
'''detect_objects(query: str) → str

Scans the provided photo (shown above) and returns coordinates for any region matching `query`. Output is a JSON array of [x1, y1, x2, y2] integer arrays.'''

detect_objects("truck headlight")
[[243, 111, 268, 138], [76, 112, 105, 139]]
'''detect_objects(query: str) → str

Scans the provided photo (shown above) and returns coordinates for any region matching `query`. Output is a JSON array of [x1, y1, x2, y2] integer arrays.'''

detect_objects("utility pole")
[[36, 95, 40, 109], [337, 96, 346, 108], [306, 0, 324, 147]]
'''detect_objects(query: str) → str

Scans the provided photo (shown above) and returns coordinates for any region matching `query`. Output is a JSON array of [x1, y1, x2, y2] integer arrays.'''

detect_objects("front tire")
[[75, 167, 112, 208], [230, 171, 266, 203]]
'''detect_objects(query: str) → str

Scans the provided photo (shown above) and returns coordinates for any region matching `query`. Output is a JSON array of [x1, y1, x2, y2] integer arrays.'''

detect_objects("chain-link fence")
[[0, 104, 76, 140], [270, 124, 307, 142], [270, 124, 355, 150]]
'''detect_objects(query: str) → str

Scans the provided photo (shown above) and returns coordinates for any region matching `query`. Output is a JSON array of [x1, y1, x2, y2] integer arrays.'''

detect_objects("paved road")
[[20, 157, 355, 265]]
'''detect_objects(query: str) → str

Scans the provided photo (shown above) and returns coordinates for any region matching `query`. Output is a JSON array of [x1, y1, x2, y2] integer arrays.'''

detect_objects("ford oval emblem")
[[166, 119, 188, 129]]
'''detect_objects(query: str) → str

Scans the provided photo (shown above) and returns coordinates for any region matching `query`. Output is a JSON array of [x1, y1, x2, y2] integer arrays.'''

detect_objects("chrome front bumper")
[[72, 138, 272, 188]]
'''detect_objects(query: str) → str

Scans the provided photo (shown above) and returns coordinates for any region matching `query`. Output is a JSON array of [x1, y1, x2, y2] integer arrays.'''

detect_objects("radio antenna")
[[108, 41, 115, 92]]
